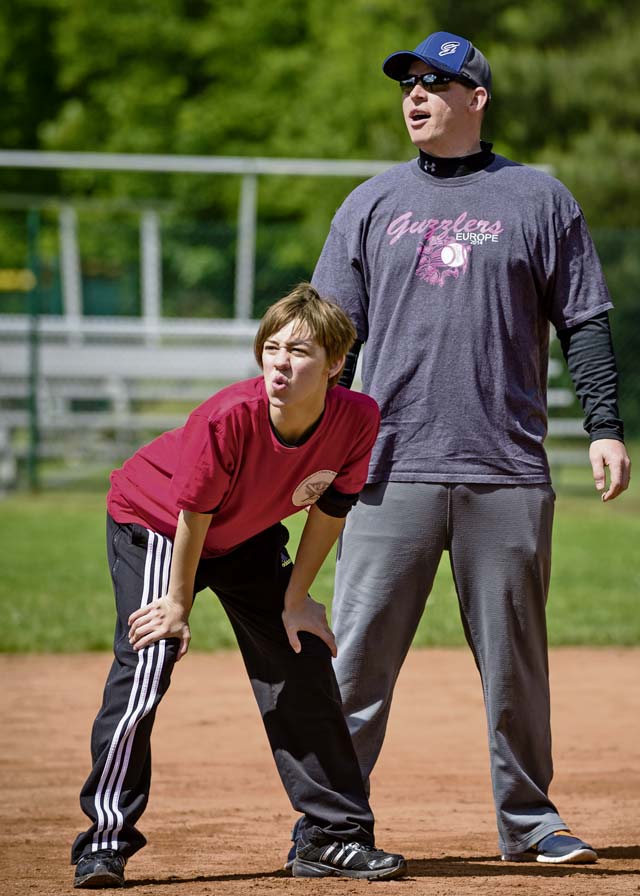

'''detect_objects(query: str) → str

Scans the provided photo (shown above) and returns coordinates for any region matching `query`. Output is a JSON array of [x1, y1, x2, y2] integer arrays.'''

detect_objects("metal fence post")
[[140, 209, 162, 343], [234, 173, 257, 320], [26, 209, 41, 491], [59, 204, 83, 343]]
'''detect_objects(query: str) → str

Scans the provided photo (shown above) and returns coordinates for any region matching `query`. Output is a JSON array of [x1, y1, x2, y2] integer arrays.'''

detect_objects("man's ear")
[[470, 87, 489, 113]]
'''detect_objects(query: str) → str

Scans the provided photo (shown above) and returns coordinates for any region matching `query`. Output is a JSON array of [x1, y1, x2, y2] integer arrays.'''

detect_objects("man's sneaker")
[[292, 839, 407, 879], [502, 832, 597, 865], [74, 849, 126, 888]]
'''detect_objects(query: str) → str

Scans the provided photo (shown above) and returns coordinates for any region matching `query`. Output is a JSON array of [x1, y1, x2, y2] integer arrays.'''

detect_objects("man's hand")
[[282, 594, 337, 657], [128, 596, 191, 660], [589, 438, 631, 502]]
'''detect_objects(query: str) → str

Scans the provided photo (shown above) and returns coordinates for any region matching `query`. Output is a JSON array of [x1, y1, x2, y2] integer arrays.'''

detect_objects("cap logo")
[[439, 41, 460, 56]]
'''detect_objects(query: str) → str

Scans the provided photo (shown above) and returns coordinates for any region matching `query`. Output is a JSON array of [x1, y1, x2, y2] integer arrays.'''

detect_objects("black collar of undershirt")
[[418, 141, 495, 178], [269, 407, 325, 447]]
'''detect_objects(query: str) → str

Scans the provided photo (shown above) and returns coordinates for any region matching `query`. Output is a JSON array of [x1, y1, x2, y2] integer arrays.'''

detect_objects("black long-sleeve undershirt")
[[338, 340, 362, 389], [558, 311, 624, 442]]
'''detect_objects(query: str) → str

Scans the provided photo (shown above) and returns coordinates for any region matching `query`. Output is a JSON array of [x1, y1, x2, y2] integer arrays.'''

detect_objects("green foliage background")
[[1, 0, 640, 428], [1, 0, 639, 222]]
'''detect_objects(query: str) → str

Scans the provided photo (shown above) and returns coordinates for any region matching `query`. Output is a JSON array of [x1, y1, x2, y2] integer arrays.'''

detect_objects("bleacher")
[[0, 313, 587, 491], [0, 314, 260, 488]]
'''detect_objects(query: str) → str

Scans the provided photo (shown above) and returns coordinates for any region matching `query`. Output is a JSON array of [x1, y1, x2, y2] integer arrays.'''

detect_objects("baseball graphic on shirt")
[[292, 470, 337, 507], [440, 242, 466, 267], [415, 233, 471, 286]]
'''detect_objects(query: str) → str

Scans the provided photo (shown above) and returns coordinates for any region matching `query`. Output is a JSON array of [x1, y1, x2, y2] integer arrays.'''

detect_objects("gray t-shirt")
[[312, 156, 612, 485]]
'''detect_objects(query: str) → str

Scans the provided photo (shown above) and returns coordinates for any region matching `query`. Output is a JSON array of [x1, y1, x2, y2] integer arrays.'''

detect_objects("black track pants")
[[71, 514, 373, 862]]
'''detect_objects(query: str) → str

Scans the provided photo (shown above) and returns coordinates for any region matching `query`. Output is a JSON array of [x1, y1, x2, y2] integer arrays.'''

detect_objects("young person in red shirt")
[[71, 284, 407, 888]]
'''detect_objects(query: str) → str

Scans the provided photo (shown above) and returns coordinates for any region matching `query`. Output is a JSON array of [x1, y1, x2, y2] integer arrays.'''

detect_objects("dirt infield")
[[1, 648, 638, 896]]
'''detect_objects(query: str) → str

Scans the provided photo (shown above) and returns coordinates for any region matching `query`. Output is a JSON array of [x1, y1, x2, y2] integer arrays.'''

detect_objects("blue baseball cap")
[[383, 31, 492, 96]]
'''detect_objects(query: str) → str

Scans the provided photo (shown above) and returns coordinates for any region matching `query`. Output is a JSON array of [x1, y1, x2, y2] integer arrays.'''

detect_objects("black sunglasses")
[[398, 72, 475, 94]]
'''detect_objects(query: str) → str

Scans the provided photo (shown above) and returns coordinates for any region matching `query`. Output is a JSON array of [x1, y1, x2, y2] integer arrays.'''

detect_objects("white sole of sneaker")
[[501, 847, 597, 865], [535, 847, 598, 864]]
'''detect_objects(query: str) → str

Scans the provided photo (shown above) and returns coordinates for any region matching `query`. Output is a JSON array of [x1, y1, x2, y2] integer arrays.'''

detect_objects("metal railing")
[[0, 150, 398, 324]]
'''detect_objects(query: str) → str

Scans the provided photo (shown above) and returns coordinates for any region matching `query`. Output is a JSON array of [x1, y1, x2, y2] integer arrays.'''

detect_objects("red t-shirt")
[[107, 377, 380, 557]]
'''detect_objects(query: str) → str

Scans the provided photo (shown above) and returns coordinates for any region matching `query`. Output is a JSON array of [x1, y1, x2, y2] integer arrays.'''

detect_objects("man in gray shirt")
[[307, 30, 631, 866]]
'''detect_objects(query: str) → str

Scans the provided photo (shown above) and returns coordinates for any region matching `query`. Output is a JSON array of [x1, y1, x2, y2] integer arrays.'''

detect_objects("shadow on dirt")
[[597, 846, 640, 860], [129, 847, 640, 887], [130, 870, 290, 887], [405, 849, 640, 878]]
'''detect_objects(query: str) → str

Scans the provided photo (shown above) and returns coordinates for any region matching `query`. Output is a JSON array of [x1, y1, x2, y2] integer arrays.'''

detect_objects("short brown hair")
[[254, 283, 356, 388]]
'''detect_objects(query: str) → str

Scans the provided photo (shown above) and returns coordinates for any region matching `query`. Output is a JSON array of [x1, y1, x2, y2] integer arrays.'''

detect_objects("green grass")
[[1, 453, 638, 652]]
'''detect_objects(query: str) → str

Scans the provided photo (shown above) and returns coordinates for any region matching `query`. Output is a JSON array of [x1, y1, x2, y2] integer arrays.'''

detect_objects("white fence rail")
[[0, 313, 585, 491]]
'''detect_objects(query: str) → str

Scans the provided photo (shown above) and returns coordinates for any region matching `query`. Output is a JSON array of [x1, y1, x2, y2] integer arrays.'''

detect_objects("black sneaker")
[[293, 839, 407, 879], [74, 849, 126, 888], [283, 819, 301, 873], [283, 840, 297, 873]]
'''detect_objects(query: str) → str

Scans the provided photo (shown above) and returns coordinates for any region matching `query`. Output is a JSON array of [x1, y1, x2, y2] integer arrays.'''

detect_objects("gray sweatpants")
[[333, 481, 567, 855]]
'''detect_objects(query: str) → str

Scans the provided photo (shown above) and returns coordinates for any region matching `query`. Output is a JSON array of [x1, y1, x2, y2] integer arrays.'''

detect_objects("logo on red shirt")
[[292, 470, 337, 507]]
